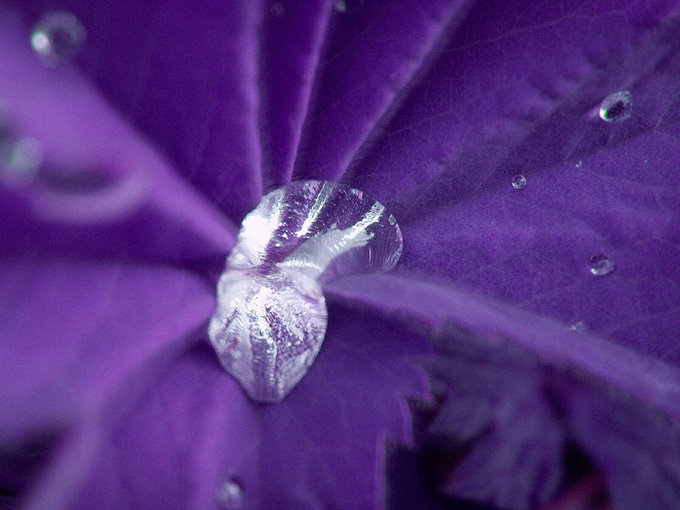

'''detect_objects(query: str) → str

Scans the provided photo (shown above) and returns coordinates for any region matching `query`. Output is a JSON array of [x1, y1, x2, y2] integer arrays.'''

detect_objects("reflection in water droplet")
[[599, 90, 632, 123], [215, 477, 243, 510], [271, 2, 285, 17], [38, 165, 115, 193], [575, 160, 583, 168], [334, 0, 365, 13], [0, 136, 42, 187], [209, 181, 403, 403], [569, 321, 586, 332], [589, 254, 615, 276], [511, 174, 527, 189], [31, 11, 86, 67]]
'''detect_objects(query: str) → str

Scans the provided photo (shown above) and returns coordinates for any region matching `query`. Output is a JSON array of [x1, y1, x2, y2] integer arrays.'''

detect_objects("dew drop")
[[575, 160, 583, 168], [569, 321, 586, 332], [31, 11, 86, 67], [589, 254, 615, 276], [334, 0, 365, 13], [209, 180, 402, 403], [215, 477, 243, 510], [598, 90, 632, 123], [270, 2, 285, 17], [0, 136, 42, 187], [511, 174, 527, 189]]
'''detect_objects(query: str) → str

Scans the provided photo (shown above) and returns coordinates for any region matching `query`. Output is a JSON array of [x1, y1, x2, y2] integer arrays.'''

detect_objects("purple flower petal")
[[23, 304, 430, 510]]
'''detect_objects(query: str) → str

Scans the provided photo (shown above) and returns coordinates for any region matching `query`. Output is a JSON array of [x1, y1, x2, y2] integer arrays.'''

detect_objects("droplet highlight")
[[209, 180, 403, 403], [270, 2, 285, 17], [215, 477, 243, 510], [31, 11, 86, 67], [0, 134, 42, 187], [334, 0, 365, 13], [599, 90, 632, 123], [569, 321, 586, 332], [589, 254, 615, 276], [575, 160, 583, 168], [511, 175, 527, 189]]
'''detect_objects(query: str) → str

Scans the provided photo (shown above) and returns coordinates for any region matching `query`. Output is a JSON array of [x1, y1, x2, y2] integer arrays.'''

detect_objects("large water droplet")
[[209, 180, 402, 403], [599, 90, 632, 123], [589, 254, 615, 276], [334, 0, 365, 13], [31, 11, 86, 67], [215, 477, 243, 510], [511, 174, 527, 189]]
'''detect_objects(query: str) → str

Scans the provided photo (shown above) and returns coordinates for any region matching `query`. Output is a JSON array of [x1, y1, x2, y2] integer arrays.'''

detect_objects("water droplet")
[[334, 0, 365, 13], [599, 90, 632, 123], [209, 181, 402, 403], [569, 321, 586, 332], [215, 477, 243, 510], [511, 174, 527, 189], [38, 165, 114, 193], [0, 136, 42, 187], [589, 254, 615, 276], [575, 160, 583, 168], [270, 2, 285, 17], [31, 11, 86, 67]]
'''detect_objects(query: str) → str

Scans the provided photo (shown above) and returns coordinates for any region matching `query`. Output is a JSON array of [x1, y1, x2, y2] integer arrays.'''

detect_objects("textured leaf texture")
[[1, 0, 680, 509]]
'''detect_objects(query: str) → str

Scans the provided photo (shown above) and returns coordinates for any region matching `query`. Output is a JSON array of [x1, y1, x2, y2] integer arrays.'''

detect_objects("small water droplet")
[[31, 11, 86, 67], [0, 136, 42, 187], [569, 321, 586, 332], [511, 174, 527, 189], [599, 90, 632, 123], [215, 477, 243, 509], [271, 2, 285, 17], [334, 0, 365, 13], [575, 160, 583, 168], [644, 158, 649, 165], [589, 254, 615, 276]]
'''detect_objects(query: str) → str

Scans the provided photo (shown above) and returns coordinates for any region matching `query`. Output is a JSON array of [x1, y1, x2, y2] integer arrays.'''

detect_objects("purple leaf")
[[327, 272, 680, 507], [0, 5, 234, 264], [0, 260, 214, 443], [12, 0, 264, 221], [294, 0, 473, 182], [349, 0, 680, 355], [23, 304, 430, 510], [2, 0, 680, 508]]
